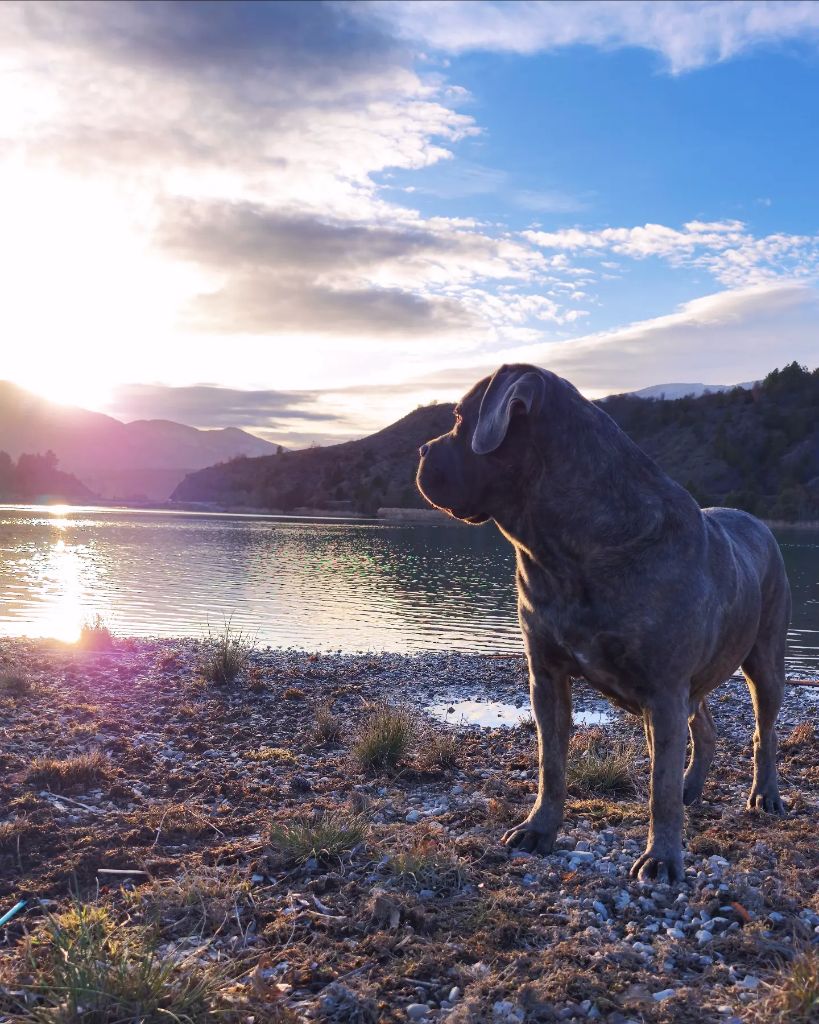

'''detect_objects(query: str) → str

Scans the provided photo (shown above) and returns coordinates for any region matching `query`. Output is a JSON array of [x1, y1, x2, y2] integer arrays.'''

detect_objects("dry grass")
[[782, 722, 815, 749], [246, 665, 267, 692], [0, 671, 30, 696], [78, 614, 115, 652], [416, 730, 460, 771], [268, 810, 369, 864], [129, 866, 254, 940], [27, 750, 110, 792], [198, 620, 253, 685], [388, 836, 464, 892], [143, 802, 216, 840], [283, 686, 306, 700], [353, 702, 416, 772], [314, 702, 343, 743], [566, 727, 639, 798], [758, 949, 819, 1023], [246, 746, 297, 763]]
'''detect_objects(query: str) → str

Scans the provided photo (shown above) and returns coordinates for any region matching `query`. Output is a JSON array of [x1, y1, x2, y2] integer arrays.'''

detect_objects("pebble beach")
[[1, 637, 818, 1023]]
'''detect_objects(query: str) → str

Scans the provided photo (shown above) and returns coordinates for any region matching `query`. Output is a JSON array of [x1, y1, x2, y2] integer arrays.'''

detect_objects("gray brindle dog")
[[416, 364, 791, 883]]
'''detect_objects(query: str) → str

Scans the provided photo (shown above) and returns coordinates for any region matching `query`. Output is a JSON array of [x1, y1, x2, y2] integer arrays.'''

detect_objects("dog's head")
[[416, 363, 551, 524]]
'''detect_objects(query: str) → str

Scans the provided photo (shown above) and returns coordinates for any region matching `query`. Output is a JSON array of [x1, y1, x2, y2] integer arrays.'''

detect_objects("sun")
[[12, 370, 113, 413]]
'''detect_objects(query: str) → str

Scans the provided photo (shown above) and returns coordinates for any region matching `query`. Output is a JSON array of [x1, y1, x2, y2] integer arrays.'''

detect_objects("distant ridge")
[[630, 380, 758, 400], [0, 381, 275, 501]]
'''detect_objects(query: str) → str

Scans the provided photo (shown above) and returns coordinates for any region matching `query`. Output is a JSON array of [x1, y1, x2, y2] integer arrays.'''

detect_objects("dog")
[[416, 364, 791, 882]]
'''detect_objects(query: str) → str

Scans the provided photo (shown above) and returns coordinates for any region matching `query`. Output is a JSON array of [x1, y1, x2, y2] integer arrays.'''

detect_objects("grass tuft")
[[78, 614, 115, 652], [268, 810, 368, 864], [314, 702, 343, 743], [759, 948, 819, 1023], [27, 750, 110, 792], [353, 702, 416, 772], [0, 671, 30, 696], [198, 619, 253, 685], [416, 730, 460, 771], [388, 836, 463, 892], [129, 866, 254, 940], [11, 902, 236, 1023], [566, 727, 638, 798]]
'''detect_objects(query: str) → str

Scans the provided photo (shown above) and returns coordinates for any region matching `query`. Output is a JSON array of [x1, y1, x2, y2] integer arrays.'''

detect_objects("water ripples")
[[0, 506, 816, 671]]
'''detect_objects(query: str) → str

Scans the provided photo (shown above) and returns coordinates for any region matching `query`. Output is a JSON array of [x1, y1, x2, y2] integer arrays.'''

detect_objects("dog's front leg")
[[630, 693, 688, 883], [502, 662, 571, 854]]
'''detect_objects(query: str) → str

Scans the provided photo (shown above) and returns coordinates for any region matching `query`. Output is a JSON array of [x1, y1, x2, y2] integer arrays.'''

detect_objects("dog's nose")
[[419, 443, 429, 458]]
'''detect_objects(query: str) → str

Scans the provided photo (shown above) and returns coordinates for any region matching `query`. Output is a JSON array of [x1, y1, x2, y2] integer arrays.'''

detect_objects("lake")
[[0, 505, 817, 674]]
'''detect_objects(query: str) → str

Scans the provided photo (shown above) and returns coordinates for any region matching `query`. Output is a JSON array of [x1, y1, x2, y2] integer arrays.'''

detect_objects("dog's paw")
[[682, 774, 705, 806], [629, 847, 684, 884], [746, 788, 787, 816], [501, 820, 556, 855]]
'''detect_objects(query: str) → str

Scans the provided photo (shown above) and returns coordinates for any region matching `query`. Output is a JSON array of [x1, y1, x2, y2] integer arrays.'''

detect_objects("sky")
[[1, 0, 818, 446]]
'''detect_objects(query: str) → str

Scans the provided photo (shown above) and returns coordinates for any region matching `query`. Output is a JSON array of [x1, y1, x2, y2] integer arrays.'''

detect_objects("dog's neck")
[[492, 389, 701, 570]]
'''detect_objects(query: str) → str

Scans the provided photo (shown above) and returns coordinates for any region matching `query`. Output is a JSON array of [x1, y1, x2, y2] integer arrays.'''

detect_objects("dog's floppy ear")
[[471, 366, 546, 455]]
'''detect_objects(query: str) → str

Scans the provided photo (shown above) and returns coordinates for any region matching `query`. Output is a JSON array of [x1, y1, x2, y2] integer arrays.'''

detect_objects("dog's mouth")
[[448, 508, 490, 525]]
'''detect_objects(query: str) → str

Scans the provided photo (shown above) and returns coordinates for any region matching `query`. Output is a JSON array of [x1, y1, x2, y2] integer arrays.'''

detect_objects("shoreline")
[[2, 637, 819, 1021], [4, 500, 819, 530]]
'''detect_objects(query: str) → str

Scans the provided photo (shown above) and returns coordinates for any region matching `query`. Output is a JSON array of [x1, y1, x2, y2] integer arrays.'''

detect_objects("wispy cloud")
[[424, 281, 819, 398], [365, 0, 819, 73], [524, 219, 819, 287]]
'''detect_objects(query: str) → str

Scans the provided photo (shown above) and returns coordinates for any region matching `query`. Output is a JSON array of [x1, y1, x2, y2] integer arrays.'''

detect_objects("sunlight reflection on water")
[[0, 505, 816, 670]]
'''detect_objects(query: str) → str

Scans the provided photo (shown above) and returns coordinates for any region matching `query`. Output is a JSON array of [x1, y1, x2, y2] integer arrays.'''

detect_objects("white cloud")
[[524, 219, 819, 288], [365, 0, 819, 73], [0, 0, 585, 377], [417, 281, 819, 400]]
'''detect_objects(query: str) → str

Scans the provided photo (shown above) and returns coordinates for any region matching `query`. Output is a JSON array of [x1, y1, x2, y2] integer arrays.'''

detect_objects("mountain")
[[173, 362, 819, 522], [630, 380, 759, 400], [631, 382, 740, 400], [173, 402, 457, 513], [0, 382, 275, 501]]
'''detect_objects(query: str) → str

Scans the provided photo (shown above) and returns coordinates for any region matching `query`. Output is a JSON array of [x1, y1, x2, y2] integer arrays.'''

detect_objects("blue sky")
[[386, 41, 819, 336], [1, 1, 818, 443]]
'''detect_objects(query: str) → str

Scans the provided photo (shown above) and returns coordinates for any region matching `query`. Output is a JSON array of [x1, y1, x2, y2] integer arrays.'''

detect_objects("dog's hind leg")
[[683, 699, 716, 806], [742, 639, 787, 816]]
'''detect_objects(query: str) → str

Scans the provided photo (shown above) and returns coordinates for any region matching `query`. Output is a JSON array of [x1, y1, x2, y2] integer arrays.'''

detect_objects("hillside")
[[173, 402, 457, 513], [0, 450, 95, 503], [173, 363, 819, 521], [0, 382, 275, 501]]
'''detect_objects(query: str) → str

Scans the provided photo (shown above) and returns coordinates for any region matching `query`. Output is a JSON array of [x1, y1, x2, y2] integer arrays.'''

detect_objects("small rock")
[[405, 809, 422, 823], [406, 1003, 429, 1020], [739, 975, 760, 990], [613, 890, 631, 912], [653, 989, 675, 1002], [695, 929, 714, 945], [492, 1000, 525, 1023]]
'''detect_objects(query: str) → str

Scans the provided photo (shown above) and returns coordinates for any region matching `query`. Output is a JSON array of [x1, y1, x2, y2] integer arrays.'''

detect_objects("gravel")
[[1, 637, 818, 1022]]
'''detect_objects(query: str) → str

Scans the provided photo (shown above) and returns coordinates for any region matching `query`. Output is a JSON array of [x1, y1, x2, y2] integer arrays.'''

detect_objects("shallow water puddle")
[[426, 699, 612, 729], [573, 709, 613, 727]]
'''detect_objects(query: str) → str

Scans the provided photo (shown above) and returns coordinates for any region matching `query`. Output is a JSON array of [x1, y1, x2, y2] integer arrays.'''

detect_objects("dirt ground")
[[1, 637, 818, 1023]]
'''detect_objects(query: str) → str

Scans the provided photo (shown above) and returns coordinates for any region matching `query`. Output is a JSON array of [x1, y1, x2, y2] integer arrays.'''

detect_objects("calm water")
[[0, 505, 817, 673]]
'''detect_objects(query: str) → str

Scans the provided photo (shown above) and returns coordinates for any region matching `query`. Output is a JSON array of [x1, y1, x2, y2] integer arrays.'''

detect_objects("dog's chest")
[[517, 564, 648, 713]]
